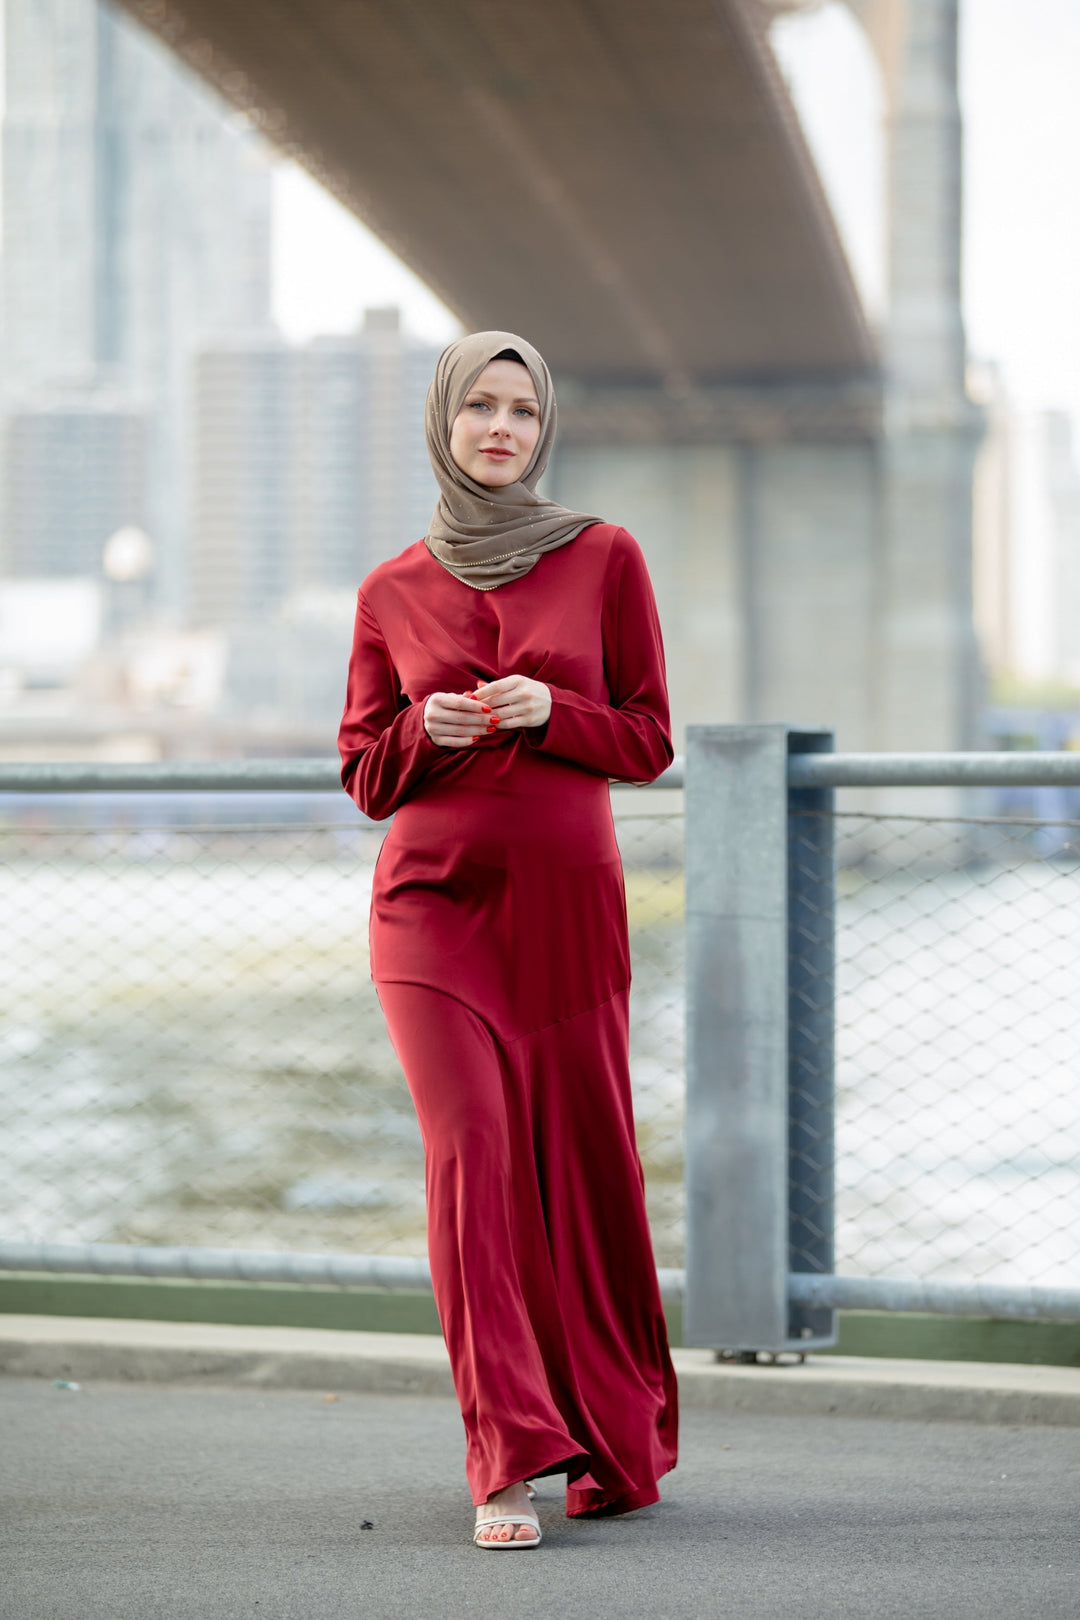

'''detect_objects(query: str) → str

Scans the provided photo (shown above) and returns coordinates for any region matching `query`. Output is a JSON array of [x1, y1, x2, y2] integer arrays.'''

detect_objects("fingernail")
[[471, 735, 480, 742], [481, 705, 492, 713]]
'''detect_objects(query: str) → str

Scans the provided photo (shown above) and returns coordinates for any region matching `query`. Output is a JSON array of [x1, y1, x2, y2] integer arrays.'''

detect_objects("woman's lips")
[[479, 448, 514, 459]]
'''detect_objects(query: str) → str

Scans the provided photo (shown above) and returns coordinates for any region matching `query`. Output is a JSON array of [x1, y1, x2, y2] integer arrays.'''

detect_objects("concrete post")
[[684, 724, 837, 1352]]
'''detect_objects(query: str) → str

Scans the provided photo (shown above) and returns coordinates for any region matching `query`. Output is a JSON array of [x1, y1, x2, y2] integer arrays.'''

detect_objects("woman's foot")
[[474, 1481, 541, 1547]]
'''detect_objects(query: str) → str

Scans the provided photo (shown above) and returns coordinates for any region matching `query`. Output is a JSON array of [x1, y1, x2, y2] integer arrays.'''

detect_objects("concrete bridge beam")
[[552, 430, 880, 752]]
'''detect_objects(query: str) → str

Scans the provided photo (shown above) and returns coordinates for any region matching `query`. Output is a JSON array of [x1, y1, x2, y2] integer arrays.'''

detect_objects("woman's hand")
[[423, 676, 551, 747], [423, 691, 494, 748], [473, 675, 551, 731]]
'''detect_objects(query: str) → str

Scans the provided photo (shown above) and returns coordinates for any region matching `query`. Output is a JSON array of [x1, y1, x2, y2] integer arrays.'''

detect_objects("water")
[[1, 815, 1078, 1286], [834, 857, 1080, 1287]]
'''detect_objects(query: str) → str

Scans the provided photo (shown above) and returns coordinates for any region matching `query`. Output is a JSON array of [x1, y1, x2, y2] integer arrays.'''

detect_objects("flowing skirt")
[[377, 980, 678, 1513]]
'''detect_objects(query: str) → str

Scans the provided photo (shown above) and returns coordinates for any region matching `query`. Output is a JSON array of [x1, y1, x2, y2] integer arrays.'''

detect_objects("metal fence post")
[[786, 729, 837, 1350], [683, 723, 837, 1352], [684, 724, 788, 1349]]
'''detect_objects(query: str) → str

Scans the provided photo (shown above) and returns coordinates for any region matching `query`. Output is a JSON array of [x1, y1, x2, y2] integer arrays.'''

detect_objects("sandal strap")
[[473, 1511, 541, 1543]]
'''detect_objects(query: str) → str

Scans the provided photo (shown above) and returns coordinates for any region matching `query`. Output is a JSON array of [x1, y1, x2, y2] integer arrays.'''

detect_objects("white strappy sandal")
[[473, 1498, 542, 1550]]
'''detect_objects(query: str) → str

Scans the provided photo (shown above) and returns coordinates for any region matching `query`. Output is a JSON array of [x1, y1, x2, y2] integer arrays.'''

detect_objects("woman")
[[338, 330, 678, 1549]]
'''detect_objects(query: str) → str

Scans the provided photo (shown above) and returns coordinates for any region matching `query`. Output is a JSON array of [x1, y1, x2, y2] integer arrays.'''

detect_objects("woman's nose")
[[488, 411, 513, 437]]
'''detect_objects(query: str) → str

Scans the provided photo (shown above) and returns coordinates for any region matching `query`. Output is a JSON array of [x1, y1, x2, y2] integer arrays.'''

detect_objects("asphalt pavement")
[[3, 1372, 1079, 1620]]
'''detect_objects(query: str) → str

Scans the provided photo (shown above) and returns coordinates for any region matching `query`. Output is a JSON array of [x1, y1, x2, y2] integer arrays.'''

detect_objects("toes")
[[478, 1519, 538, 1544]]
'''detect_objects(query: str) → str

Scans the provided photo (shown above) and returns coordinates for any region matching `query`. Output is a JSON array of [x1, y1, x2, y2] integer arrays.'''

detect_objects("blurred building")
[[2, 388, 146, 577], [970, 362, 1014, 683], [297, 310, 439, 593], [997, 408, 1080, 691], [1043, 413, 1080, 688], [189, 339, 296, 628], [190, 309, 438, 627], [0, 2, 455, 751], [0, 0, 273, 614], [190, 309, 440, 726]]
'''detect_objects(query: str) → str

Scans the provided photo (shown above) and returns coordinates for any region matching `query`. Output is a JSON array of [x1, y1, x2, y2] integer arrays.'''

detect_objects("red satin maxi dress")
[[338, 522, 678, 1515]]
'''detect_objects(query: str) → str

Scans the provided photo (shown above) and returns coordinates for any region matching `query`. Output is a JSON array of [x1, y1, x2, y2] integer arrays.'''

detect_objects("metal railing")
[[3, 735, 1080, 1346], [684, 726, 1080, 1351], [0, 759, 685, 793], [0, 760, 684, 1295]]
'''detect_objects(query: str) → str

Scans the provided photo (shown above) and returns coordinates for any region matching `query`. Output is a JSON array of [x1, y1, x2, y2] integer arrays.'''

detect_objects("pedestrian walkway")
[[4, 1370, 1078, 1620], [3, 1319, 1079, 1619]]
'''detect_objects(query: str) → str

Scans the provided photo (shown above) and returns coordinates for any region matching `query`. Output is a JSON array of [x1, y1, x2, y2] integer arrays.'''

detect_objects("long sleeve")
[[338, 590, 442, 819], [526, 530, 673, 783]]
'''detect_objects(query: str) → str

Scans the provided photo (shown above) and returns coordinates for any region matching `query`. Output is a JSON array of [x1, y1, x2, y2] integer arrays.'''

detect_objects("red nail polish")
[[471, 735, 480, 742], [481, 705, 492, 713]]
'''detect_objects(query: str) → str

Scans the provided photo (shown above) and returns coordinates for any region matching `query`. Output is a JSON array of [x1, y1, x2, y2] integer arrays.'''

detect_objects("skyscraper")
[[298, 309, 440, 591], [190, 309, 440, 727], [190, 309, 440, 630], [0, 0, 273, 612]]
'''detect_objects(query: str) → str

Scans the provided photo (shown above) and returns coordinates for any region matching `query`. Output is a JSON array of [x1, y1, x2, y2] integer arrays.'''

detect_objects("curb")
[[0, 1319, 456, 1399], [3, 1315, 1080, 1426], [672, 1352, 1080, 1427]]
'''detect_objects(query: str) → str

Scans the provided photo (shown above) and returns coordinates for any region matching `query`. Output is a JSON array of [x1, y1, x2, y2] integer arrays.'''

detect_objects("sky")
[[272, 165, 460, 347], [960, 0, 1080, 431], [273, 0, 1080, 442]]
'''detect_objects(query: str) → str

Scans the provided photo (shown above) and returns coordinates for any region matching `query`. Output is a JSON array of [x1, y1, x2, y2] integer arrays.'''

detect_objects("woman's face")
[[449, 359, 542, 488]]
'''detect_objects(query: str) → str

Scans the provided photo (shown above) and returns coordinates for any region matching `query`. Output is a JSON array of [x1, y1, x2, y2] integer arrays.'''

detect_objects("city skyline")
[[0, 0, 274, 616], [1, 0, 1079, 757], [0, 0, 448, 748]]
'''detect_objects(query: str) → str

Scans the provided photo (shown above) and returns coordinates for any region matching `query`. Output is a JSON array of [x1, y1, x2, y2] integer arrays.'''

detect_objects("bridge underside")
[[118, 0, 873, 391], [117, 0, 973, 759]]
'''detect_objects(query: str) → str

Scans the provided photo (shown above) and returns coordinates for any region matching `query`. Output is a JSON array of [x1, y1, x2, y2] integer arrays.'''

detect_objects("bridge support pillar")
[[877, 0, 983, 757], [551, 434, 880, 752]]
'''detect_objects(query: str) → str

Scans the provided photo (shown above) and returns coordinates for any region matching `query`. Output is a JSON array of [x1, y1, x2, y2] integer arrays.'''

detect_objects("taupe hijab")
[[424, 330, 599, 591]]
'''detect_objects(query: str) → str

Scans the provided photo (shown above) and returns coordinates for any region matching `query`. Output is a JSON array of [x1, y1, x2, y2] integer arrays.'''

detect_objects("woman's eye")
[[514, 407, 535, 418], [468, 400, 490, 411]]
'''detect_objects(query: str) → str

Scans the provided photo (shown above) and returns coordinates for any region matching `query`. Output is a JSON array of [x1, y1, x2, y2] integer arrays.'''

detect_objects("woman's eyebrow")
[[466, 389, 540, 407]]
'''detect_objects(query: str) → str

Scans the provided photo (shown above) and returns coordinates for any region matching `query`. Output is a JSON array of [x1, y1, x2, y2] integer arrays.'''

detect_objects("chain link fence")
[[0, 801, 685, 1268], [830, 810, 1080, 1291], [4, 794, 1080, 1295]]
